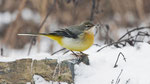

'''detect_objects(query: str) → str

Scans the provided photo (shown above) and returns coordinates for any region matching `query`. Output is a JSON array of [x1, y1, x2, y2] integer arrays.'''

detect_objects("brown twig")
[[3, 0, 26, 48], [27, 37, 36, 56], [111, 79, 114, 84], [94, 24, 101, 36], [115, 69, 123, 84], [28, 0, 56, 55], [93, 44, 101, 47], [97, 37, 134, 52], [134, 31, 150, 45], [51, 48, 66, 55], [0, 48, 3, 56], [125, 79, 130, 84], [118, 26, 150, 41], [97, 26, 150, 52], [89, 0, 96, 21], [114, 52, 126, 68], [38, 0, 56, 30], [104, 25, 113, 44], [63, 50, 70, 55]]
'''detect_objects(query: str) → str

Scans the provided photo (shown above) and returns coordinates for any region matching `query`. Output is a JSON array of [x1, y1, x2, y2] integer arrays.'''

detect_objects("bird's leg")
[[80, 51, 84, 54], [70, 50, 78, 57], [71, 51, 89, 65], [70, 50, 83, 61], [80, 51, 88, 56]]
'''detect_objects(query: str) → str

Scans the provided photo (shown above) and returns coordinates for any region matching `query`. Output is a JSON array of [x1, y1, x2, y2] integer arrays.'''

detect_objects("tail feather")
[[17, 33, 44, 36], [18, 33, 63, 45]]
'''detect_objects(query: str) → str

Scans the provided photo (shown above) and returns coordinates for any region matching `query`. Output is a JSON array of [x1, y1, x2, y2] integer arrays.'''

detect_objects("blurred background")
[[0, 0, 150, 55]]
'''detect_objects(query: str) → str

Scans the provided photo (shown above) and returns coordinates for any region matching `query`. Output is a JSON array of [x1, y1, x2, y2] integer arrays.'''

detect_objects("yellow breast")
[[61, 32, 94, 51], [44, 31, 94, 51]]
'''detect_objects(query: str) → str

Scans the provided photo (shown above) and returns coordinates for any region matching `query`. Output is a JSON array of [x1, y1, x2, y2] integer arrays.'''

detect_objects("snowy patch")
[[75, 43, 150, 84], [33, 75, 67, 84], [1, 40, 150, 84]]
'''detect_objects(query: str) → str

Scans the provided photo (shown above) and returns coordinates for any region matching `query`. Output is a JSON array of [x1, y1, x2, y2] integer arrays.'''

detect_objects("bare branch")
[[51, 48, 66, 55], [115, 69, 123, 84], [28, 0, 56, 55], [63, 50, 70, 55], [0, 48, 3, 56], [89, 0, 96, 21], [93, 44, 101, 47], [28, 37, 36, 56], [114, 52, 126, 68], [97, 37, 134, 52], [118, 26, 150, 41], [97, 26, 150, 52], [125, 79, 130, 84]]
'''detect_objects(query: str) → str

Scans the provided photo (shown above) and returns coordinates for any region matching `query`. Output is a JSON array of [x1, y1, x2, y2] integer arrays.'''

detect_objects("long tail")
[[18, 33, 62, 44], [17, 33, 44, 36]]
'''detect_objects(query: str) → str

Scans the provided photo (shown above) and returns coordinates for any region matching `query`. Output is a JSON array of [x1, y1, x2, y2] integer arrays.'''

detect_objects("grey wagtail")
[[18, 21, 95, 51]]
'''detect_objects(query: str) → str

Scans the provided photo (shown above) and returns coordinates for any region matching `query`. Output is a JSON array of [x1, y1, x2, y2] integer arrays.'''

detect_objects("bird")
[[18, 21, 95, 54]]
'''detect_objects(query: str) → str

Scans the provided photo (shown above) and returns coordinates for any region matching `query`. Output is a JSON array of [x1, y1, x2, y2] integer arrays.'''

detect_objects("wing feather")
[[18, 28, 79, 39], [49, 29, 78, 39]]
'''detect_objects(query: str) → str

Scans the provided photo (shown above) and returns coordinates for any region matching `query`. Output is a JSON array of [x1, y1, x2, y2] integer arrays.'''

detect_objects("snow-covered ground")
[[75, 43, 150, 84], [1, 42, 150, 84]]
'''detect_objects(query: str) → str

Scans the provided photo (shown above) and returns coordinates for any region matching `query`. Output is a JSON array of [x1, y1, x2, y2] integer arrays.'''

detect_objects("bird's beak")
[[85, 26, 95, 33]]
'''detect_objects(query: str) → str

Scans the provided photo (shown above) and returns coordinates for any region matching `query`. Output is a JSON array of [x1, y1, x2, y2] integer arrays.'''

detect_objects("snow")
[[0, 38, 75, 62], [1, 41, 150, 84], [75, 43, 150, 84], [0, 11, 14, 28], [33, 75, 67, 84], [21, 8, 33, 21], [21, 8, 41, 24], [0, 8, 40, 28]]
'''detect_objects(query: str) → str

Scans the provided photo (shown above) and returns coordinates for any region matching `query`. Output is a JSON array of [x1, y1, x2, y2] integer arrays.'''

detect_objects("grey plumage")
[[18, 21, 94, 39]]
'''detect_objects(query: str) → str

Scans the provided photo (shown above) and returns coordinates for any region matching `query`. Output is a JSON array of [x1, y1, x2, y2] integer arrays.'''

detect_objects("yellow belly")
[[45, 32, 94, 51], [61, 32, 94, 51]]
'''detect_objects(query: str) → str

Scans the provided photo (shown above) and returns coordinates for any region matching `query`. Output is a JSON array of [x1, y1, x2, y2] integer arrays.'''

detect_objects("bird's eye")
[[85, 25, 91, 27]]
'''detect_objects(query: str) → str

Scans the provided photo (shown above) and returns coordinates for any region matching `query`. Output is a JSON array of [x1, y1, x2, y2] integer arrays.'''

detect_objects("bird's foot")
[[70, 51, 89, 65]]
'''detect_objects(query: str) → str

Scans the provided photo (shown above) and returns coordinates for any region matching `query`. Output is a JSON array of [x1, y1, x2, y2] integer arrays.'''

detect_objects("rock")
[[0, 59, 73, 84]]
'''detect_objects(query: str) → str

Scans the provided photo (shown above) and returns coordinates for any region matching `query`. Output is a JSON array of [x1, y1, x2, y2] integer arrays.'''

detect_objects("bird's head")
[[80, 21, 95, 31]]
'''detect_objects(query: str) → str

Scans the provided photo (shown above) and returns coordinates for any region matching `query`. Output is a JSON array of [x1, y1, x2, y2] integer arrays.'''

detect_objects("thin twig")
[[28, 37, 36, 56], [89, 0, 96, 21], [71, 50, 78, 57], [97, 28, 150, 52], [38, 0, 56, 30], [115, 69, 123, 84], [104, 25, 111, 44], [97, 37, 134, 52], [118, 26, 150, 41], [28, 0, 56, 55], [0, 48, 3, 56], [114, 52, 126, 68], [111, 79, 114, 84], [125, 79, 130, 84], [134, 32, 145, 45], [94, 24, 100, 36], [134, 32, 140, 45], [63, 50, 70, 55], [93, 44, 101, 47], [51, 48, 66, 55]]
